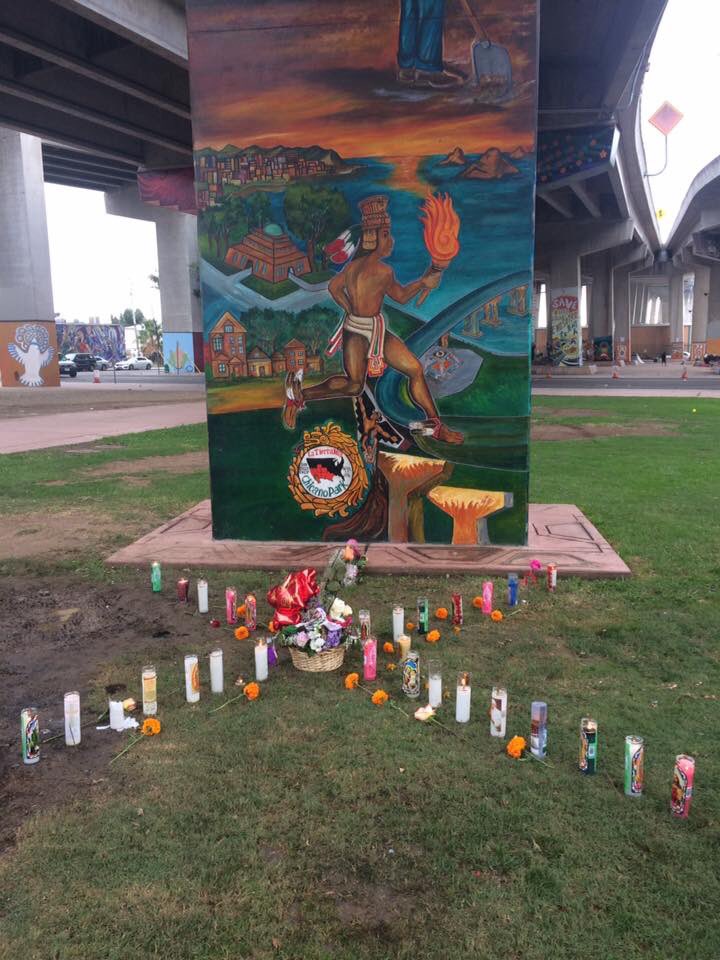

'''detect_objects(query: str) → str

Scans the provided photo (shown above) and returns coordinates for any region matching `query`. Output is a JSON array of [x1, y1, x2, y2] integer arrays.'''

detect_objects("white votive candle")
[[142, 665, 157, 715], [490, 686, 507, 738], [197, 578, 209, 614], [255, 639, 269, 681], [209, 649, 224, 694], [185, 654, 200, 703], [64, 691, 81, 746], [109, 699, 124, 731], [428, 659, 442, 709], [456, 672, 471, 723], [392, 605, 405, 644]]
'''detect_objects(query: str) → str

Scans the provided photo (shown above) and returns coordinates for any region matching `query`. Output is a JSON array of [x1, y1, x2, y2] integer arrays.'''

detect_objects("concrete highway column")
[[0, 129, 59, 387], [691, 264, 710, 360], [549, 249, 582, 365], [706, 262, 720, 355], [668, 269, 684, 359], [155, 213, 203, 371], [612, 265, 631, 363]]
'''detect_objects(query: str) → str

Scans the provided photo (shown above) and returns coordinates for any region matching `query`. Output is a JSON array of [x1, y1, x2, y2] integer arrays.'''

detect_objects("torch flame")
[[420, 193, 460, 264]]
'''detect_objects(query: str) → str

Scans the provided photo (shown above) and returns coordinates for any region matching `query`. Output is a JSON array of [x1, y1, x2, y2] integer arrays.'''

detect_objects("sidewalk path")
[[533, 388, 720, 398], [0, 402, 207, 454]]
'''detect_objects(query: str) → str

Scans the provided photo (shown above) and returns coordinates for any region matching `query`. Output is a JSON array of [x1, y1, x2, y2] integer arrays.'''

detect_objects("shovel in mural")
[[458, 0, 513, 100]]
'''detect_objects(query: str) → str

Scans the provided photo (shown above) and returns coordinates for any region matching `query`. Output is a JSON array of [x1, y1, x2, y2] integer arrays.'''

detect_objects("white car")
[[115, 356, 153, 371]]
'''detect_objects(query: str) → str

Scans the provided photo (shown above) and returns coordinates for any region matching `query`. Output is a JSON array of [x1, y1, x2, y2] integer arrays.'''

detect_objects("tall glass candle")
[[428, 659, 442, 708], [244, 593, 257, 631], [185, 655, 200, 703], [177, 577, 189, 603], [624, 736, 645, 798], [507, 574, 519, 607], [402, 649, 420, 699], [363, 636, 377, 681], [417, 597, 429, 635], [481, 581, 493, 614], [359, 609, 371, 643], [392, 605, 404, 644], [64, 691, 81, 746], [397, 634, 411, 661], [530, 701, 547, 758], [142, 665, 157, 715], [456, 672, 471, 723], [20, 708, 40, 764], [150, 560, 162, 592], [671, 754, 695, 818], [451, 594, 463, 626], [209, 649, 224, 694], [490, 686, 507, 737], [225, 587, 237, 625], [254, 639, 269, 681], [197, 578, 209, 614], [109, 699, 125, 730], [579, 718, 598, 774]]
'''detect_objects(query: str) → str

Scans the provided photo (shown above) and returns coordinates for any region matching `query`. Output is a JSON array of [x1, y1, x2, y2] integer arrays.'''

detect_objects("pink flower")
[[530, 559, 543, 572]]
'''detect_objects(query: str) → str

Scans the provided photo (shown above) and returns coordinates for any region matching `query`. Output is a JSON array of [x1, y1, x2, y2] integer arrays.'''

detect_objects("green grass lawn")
[[241, 274, 298, 300], [1, 398, 719, 959]]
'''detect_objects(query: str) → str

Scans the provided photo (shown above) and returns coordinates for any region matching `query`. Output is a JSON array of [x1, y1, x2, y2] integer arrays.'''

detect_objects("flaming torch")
[[416, 193, 461, 305]]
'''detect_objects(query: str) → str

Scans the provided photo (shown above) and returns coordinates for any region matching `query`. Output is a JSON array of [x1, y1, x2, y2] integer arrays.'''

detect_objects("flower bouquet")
[[267, 568, 354, 672]]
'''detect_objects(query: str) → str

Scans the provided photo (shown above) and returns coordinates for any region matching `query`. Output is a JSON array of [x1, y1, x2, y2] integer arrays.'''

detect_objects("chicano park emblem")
[[288, 423, 368, 518]]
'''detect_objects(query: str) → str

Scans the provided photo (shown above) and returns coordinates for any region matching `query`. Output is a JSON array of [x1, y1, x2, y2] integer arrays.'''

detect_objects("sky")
[[641, 0, 720, 241]]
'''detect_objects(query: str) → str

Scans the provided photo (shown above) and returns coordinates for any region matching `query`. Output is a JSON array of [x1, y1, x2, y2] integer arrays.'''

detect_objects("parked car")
[[59, 357, 78, 378], [62, 352, 96, 371], [115, 355, 153, 370], [93, 356, 111, 370]]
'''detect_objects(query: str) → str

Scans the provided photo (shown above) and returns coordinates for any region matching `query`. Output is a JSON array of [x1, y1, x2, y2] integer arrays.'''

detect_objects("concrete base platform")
[[107, 501, 630, 578]]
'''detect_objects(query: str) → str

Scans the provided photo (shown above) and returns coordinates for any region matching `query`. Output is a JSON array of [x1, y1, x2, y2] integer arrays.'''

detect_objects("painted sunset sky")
[[186, 0, 538, 158]]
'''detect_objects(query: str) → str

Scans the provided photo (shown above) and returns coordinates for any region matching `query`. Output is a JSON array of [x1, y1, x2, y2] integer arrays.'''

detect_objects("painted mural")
[[186, 0, 538, 546], [55, 323, 125, 363], [164, 332, 197, 373], [550, 291, 581, 366], [0, 321, 60, 387]]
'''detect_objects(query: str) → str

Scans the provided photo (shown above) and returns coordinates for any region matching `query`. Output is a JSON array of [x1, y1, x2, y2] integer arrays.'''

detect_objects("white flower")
[[310, 635, 325, 652]]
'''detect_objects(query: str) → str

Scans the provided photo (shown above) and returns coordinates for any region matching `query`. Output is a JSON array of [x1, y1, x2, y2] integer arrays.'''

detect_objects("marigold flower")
[[371, 689, 389, 706], [234, 625, 250, 641], [506, 735, 526, 759], [435, 607, 449, 620], [491, 610, 504, 622], [383, 641, 395, 654], [244, 682, 260, 701], [344, 672, 360, 690], [426, 629, 440, 643], [386, 662, 397, 671], [453, 625, 461, 635], [406, 621, 415, 631], [237, 603, 247, 617], [472, 596, 483, 609], [141, 717, 161, 736], [268, 621, 278, 633]]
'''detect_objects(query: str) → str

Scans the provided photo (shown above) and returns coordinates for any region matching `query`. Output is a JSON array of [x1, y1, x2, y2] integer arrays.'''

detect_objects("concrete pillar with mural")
[[106, 184, 204, 371], [0, 129, 60, 387], [612, 264, 631, 364], [669, 268, 685, 358], [690, 263, 710, 360], [549, 249, 582, 365], [706, 261, 720, 355]]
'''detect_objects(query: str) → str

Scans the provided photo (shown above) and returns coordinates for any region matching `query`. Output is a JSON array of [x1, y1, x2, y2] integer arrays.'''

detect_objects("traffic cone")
[[93, 369, 100, 384]]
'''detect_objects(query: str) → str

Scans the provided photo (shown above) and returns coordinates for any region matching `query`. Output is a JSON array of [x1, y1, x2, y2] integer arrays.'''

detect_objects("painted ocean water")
[[201, 155, 535, 357]]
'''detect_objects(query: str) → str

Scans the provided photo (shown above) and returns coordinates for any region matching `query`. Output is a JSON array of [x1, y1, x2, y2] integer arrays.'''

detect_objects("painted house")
[[208, 311, 247, 378], [248, 346, 272, 377], [271, 351, 287, 375], [224, 224, 311, 283], [283, 338, 306, 372], [306, 353, 323, 373]]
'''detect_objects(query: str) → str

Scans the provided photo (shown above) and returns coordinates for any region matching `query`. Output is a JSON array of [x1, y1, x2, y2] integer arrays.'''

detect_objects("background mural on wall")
[[164, 332, 196, 373], [0, 321, 60, 387], [55, 323, 125, 363], [550, 290, 581, 366], [186, 0, 539, 546]]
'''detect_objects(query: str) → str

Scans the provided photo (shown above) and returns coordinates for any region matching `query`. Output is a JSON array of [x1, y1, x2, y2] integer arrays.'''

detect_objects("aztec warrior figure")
[[282, 196, 464, 446]]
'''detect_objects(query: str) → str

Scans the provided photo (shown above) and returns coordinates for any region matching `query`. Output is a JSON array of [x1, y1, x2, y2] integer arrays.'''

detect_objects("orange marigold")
[[371, 689, 389, 706], [141, 717, 161, 736], [406, 621, 415, 631], [472, 596, 483, 609], [435, 607, 449, 620], [234, 625, 250, 641], [506, 735, 526, 759], [491, 610, 504, 622], [237, 603, 247, 618], [268, 621, 278, 633], [344, 672, 360, 690], [244, 682, 260, 701], [426, 629, 441, 643], [383, 641, 395, 654], [386, 662, 397, 671]]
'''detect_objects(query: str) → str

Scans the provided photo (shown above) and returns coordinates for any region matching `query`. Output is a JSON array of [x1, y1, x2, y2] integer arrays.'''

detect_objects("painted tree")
[[246, 192, 272, 229], [283, 183, 351, 272]]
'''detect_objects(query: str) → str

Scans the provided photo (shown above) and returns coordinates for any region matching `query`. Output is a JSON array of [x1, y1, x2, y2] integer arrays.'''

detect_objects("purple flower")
[[295, 631, 309, 649], [325, 628, 342, 648]]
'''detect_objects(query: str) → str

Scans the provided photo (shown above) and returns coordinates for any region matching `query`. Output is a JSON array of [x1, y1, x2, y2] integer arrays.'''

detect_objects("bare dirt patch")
[[534, 407, 611, 419], [0, 576, 208, 854], [84, 451, 209, 478], [0, 387, 205, 419], [532, 422, 677, 441], [0, 509, 109, 560]]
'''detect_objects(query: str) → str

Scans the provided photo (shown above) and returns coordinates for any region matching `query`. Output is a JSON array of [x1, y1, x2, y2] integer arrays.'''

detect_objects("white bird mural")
[[7, 323, 54, 386]]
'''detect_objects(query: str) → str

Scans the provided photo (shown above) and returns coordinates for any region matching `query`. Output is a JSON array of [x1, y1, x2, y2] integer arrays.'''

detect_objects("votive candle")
[[490, 686, 507, 737], [244, 593, 257, 631], [150, 560, 162, 592], [392, 605, 404, 644], [185, 654, 200, 703], [359, 609, 371, 642], [456, 672, 471, 723], [109, 699, 125, 730], [225, 587, 237, 624], [428, 659, 442, 708], [530, 700, 548, 758], [64, 691, 81, 746], [197, 578, 209, 614], [397, 634, 411, 661], [507, 574, 519, 607], [177, 577, 189, 602], [363, 636, 377, 681], [255, 639, 269, 681], [209, 649, 224, 694], [481, 580, 493, 614], [142, 665, 157, 715]]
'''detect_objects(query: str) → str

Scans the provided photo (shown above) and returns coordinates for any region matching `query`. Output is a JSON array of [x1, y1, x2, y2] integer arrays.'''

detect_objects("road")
[[66, 369, 205, 386], [532, 375, 720, 392]]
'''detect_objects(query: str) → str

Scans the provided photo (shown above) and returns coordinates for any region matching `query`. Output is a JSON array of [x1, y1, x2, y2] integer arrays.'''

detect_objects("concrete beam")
[[570, 180, 602, 219], [537, 218, 634, 258], [537, 188, 574, 219], [47, 0, 188, 65]]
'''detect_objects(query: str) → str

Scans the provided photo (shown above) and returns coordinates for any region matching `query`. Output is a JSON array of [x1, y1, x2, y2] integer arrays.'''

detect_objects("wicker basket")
[[288, 645, 345, 673]]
